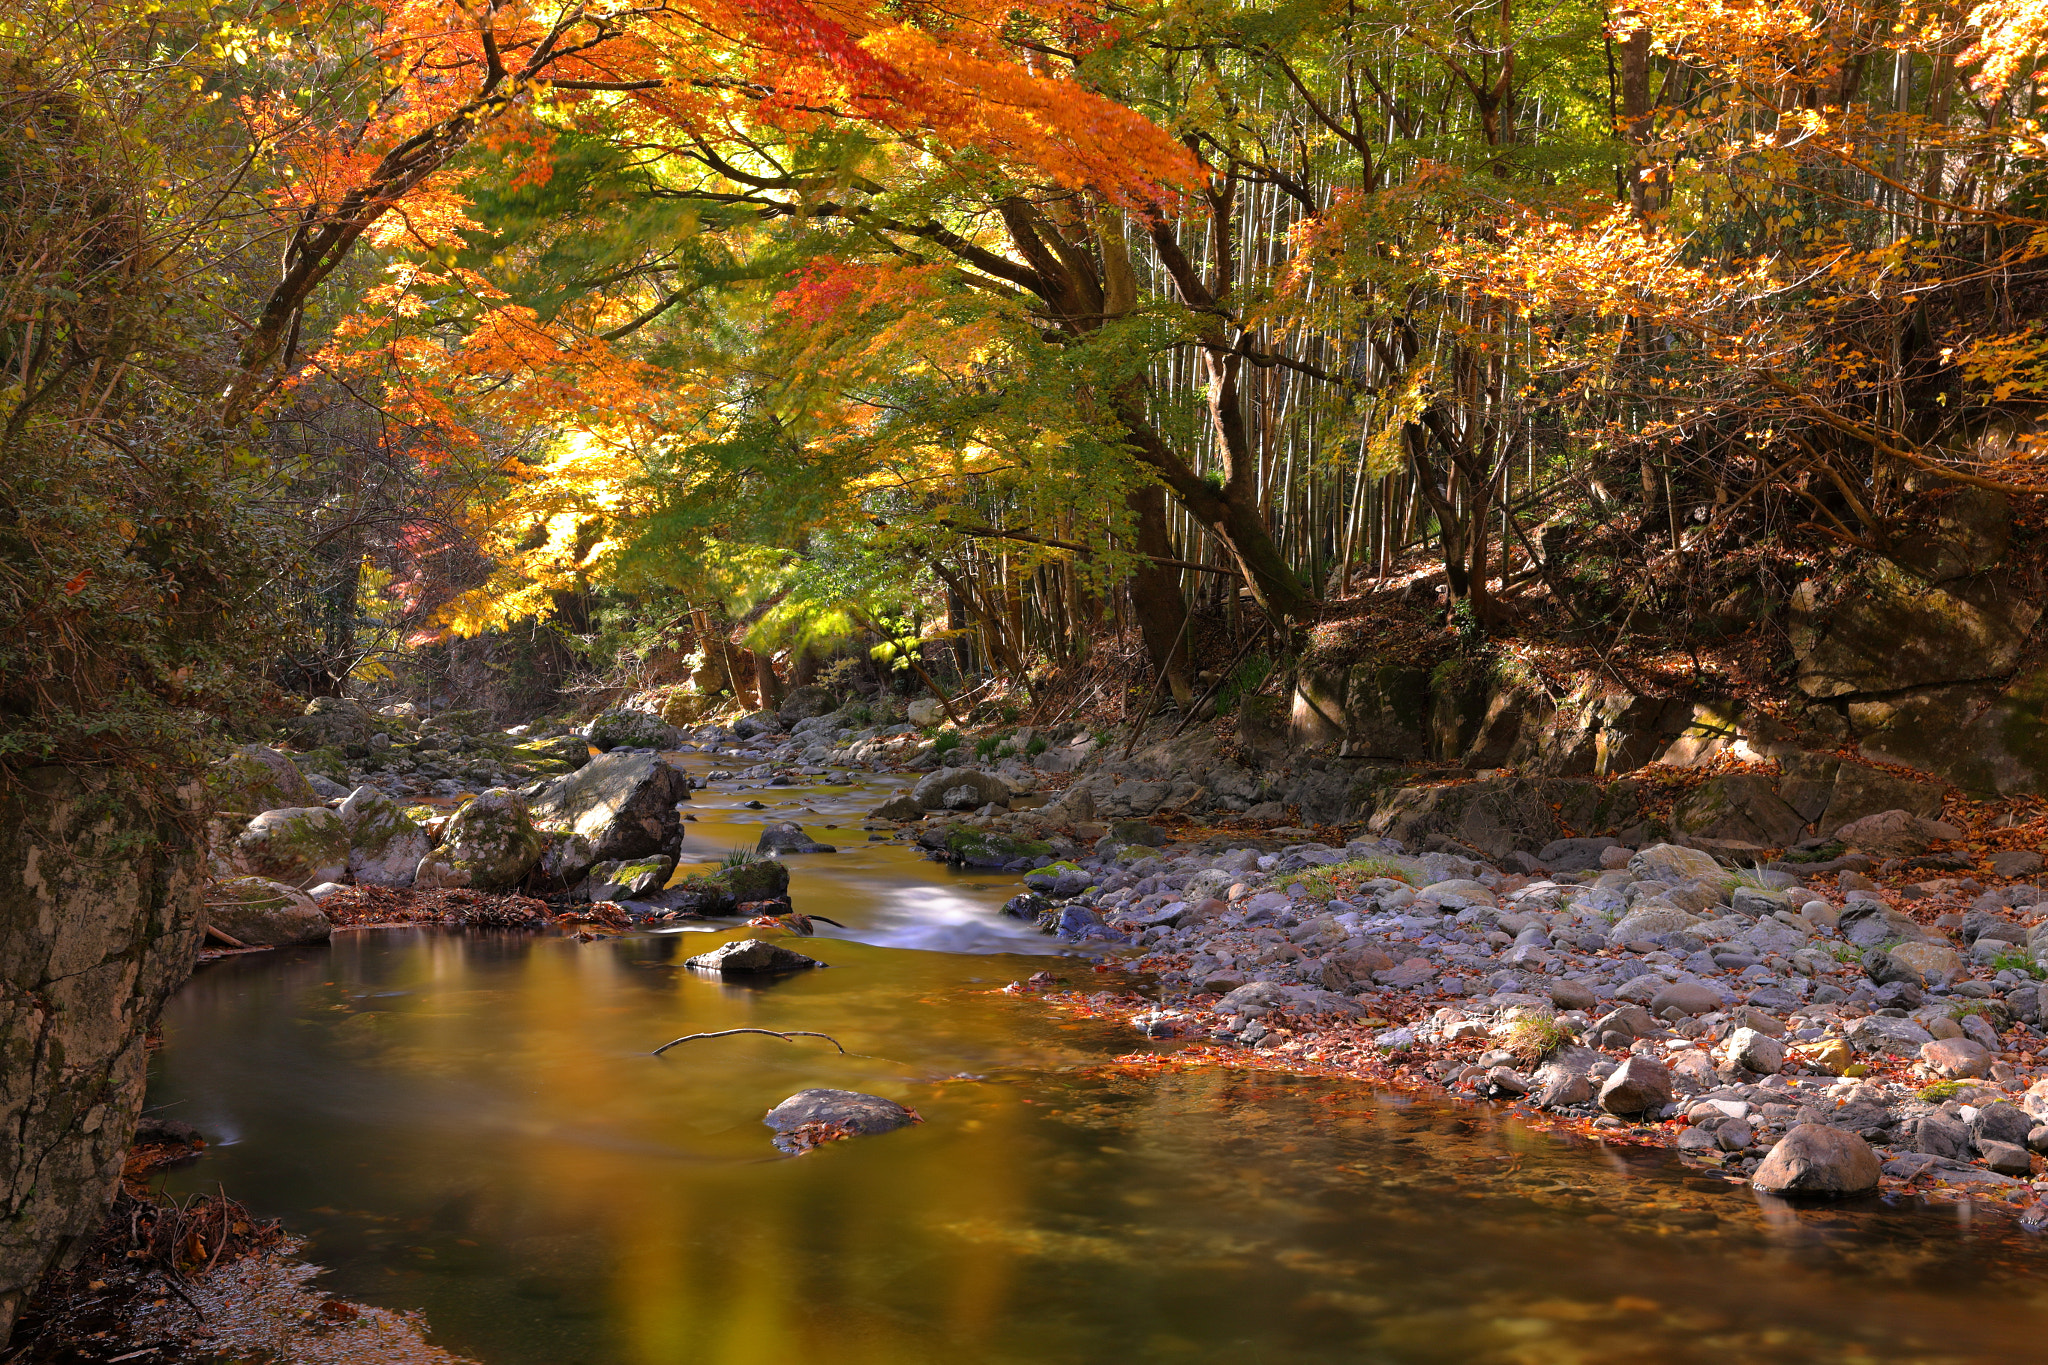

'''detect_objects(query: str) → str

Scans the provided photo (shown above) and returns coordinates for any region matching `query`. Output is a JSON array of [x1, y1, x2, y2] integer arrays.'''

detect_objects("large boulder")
[[656, 858, 791, 914], [206, 877, 332, 946], [1751, 1124, 1881, 1196], [287, 696, 378, 756], [911, 767, 1012, 811], [582, 706, 682, 753], [416, 788, 544, 891], [777, 686, 837, 721], [1671, 774, 1808, 848], [1789, 565, 2042, 699], [1367, 777, 1606, 861], [905, 698, 945, 727], [1852, 669, 2048, 798], [210, 744, 318, 815], [584, 855, 675, 901], [1628, 843, 1733, 887], [233, 806, 350, 889], [527, 750, 690, 861], [1833, 809, 1963, 857], [1598, 1056, 1674, 1116], [337, 786, 430, 888], [533, 831, 598, 893]]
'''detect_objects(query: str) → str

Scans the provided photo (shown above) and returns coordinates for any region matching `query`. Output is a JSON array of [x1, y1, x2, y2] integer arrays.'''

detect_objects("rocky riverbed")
[[214, 695, 2048, 1216]]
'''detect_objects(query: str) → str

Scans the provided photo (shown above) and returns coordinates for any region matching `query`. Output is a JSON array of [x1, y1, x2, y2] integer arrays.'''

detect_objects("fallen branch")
[[204, 924, 251, 948], [651, 1028, 848, 1057]]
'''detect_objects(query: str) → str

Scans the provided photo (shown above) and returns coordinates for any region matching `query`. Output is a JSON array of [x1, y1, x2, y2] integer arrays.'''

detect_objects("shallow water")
[[152, 764, 2048, 1364]]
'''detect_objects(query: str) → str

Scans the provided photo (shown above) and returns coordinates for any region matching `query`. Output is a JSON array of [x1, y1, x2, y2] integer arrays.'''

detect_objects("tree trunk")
[[1126, 484, 1193, 703]]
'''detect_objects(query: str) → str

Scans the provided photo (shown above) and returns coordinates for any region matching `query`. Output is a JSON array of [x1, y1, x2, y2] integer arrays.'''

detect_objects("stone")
[[209, 743, 319, 814], [1971, 1101, 2034, 1148], [528, 750, 691, 861], [1418, 878, 1498, 907], [905, 698, 945, 727], [762, 1089, 917, 1150], [337, 786, 431, 888], [1884, 940, 1962, 985], [1628, 843, 1734, 887], [1978, 1139, 2035, 1177], [1650, 981, 1725, 1017], [1816, 765, 1949, 834], [869, 794, 925, 821], [911, 766, 1012, 811], [1911, 1113, 1971, 1159], [685, 938, 823, 973], [1790, 564, 2042, 699], [1549, 979, 1599, 1012], [777, 686, 836, 722], [1366, 776, 1604, 861], [288, 696, 378, 756], [0, 769, 206, 1343], [584, 856, 675, 901], [1673, 774, 1809, 848], [1598, 1056, 1674, 1116], [583, 706, 682, 752], [233, 806, 351, 889], [427, 788, 546, 891], [1846, 1014, 1934, 1054], [1535, 837, 1619, 872], [1107, 819, 1167, 847], [533, 832, 597, 893], [756, 821, 836, 854], [1834, 809, 1964, 857], [206, 877, 332, 946], [1721, 1027, 1786, 1075], [1990, 850, 2045, 878], [305, 772, 350, 800], [1608, 905, 1702, 946], [1920, 1036, 1993, 1078], [1789, 1037, 1854, 1075], [1750, 1124, 1881, 1196], [657, 858, 792, 915], [1838, 900, 1929, 948]]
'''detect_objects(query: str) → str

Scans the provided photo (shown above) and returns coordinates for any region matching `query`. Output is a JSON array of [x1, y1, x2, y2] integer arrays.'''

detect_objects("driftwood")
[[203, 924, 251, 948], [651, 1028, 848, 1057]]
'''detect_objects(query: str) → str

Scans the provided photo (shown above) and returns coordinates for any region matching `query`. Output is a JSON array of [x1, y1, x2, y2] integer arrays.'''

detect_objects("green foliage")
[[1024, 736, 1048, 756], [1213, 654, 1272, 717], [931, 730, 963, 756], [974, 734, 1002, 760], [720, 844, 761, 870], [1989, 949, 2047, 980], [1282, 856, 1416, 904], [1504, 1015, 1575, 1064], [1917, 1080, 1970, 1102]]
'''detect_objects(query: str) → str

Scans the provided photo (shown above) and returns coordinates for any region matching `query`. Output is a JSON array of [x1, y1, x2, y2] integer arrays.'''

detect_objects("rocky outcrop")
[[1, 769, 205, 1342], [527, 751, 690, 861], [337, 787, 430, 888], [231, 807, 351, 889]]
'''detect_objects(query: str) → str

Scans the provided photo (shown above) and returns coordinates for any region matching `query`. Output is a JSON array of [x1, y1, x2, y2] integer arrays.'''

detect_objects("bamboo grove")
[[11, 0, 2048, 714]]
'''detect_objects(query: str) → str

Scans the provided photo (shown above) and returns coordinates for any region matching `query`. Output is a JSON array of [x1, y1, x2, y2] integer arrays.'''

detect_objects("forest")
[[8, 0, 2048, 1361]]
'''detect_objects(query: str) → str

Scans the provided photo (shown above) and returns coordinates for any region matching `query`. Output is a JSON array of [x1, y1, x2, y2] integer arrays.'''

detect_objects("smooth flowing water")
[[151, 762, 2048, 1364]]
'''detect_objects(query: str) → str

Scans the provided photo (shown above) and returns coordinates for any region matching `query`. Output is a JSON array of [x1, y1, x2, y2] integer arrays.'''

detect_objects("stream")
[[149, 759, 2048, 1364]]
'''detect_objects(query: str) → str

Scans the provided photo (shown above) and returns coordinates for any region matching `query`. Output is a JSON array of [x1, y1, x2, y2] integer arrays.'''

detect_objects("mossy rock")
[[209, 744, 317, 815], [664, 858, 792, 913], [942, 828, 1051, 868]]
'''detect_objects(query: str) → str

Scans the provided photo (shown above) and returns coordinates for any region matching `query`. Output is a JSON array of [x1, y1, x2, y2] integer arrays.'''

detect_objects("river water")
[[150, 761, 2048, 1364]]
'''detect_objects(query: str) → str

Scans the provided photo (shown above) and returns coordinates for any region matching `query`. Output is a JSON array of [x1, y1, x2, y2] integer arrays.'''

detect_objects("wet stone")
[[684, 938, 824, 974]]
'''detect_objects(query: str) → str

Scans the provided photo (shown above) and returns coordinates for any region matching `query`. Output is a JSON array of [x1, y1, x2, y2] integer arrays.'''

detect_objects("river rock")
[[778, 686, 837, 722], [337, 786, 431, 888], [1972, 1101, 2034, 1147], [1834, 809, 1964, 857], [1846, 1014, 1934, 1054], [906, 698, 945, 726], [210, 744, 318, 815], [206, 877, 333, 946], [1838, 900, 1928, 948], [1650, 980, 1724, 1017], [1920, 1036, 1993, 1078], [233, 806, 351, 889], [1990, 850, 2045, 878], [584, 855, 675, 900], [1536, 837, 1619, 872], [763, 1089, 917, 1150], [533, 831, 598, 892], [529, 750, 691, 860], [686, 938, 823, 973], [417, 788, 544, 891], [912, 766, 1011, 811], [1628, 844, 1731, 887], [1884, 940, 1962, 985], [1751, 1124, 1881, 1196], [869, 794, 925, 821], [1721, 1027, 1786, 1075], [757, 820, 836, 854], [658, 858, 792, 915], [1608, 905, 1702, 946], [583, 705, 682, 753], [288, 696, 378, 756], [1598, 1056, 1674, 1116]]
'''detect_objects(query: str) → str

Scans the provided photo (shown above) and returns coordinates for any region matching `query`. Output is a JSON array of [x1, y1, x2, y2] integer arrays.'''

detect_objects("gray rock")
[[869, 794, 924, 821], [209, 743, 319, 814], [1722, 1027, 1786, 1075], [1910, 1112, 1971, 1159], [685, 938, 823, 973], [1650, 980, 1724, 1018], [756, 820, 836, 854], [1990, 850, 2045, 878], [762, 1089, 917, 1150], [207, 877, 332, 946], [1834, 809, 1964, 857], [1846, 1014, 1934, 1054], [1971, 1101, 2033, 1148], [911, 767, 1012, 811], [288, 696, 378, 755], [529, 750, 691, 861], [583, 706, 682, 753], [1598, 1056, 1674, 1116], [534, 831, 598, 892], [584, 855, 675, 901], [1920, 1036, 1992, 1078], [1751, 1123, 1881, 1196], [1628, 844, 1733, 887], [338, 786, 430, 888], [1108, 820, 1167, 847], [1838, 900, 1929, 948], [1535, 837, 1619, 872], [777, 686, 837, 722], [306, 773, 351, 800], [417, 788, 545, 892], [1979, 1139, 2034, 1176], [233, 806, 351, 889], [1548, 979, 1599, 1012]]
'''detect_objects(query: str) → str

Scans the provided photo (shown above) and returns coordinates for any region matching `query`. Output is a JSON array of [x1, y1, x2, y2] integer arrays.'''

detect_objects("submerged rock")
[[757, 820, 836, 854], [686, 938, 823, 973], [763, 1088, 918, 1152]]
